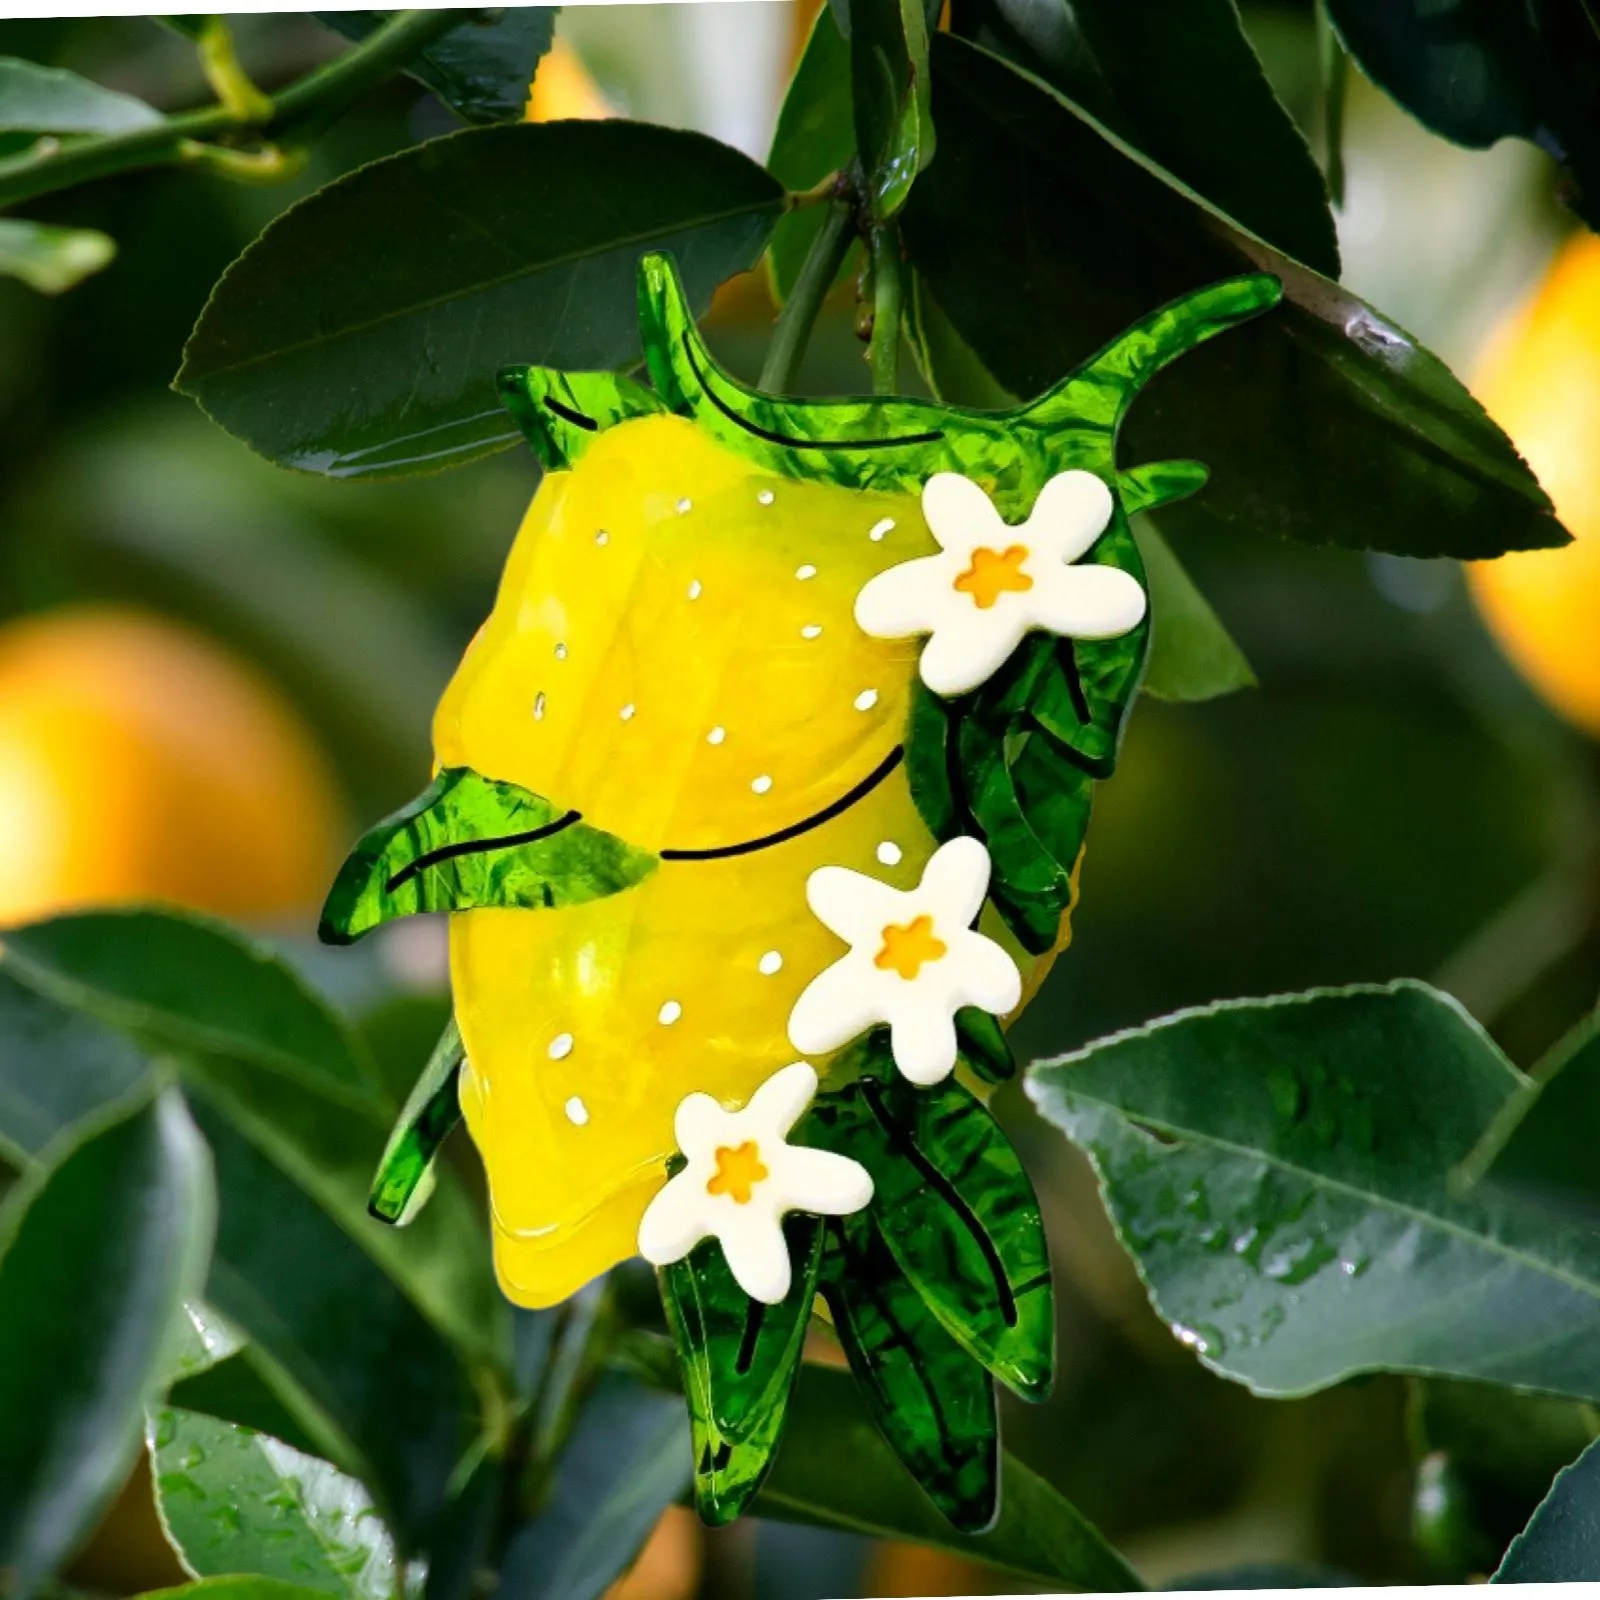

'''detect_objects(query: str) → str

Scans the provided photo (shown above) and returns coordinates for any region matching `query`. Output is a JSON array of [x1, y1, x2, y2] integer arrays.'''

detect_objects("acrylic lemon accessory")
[[320, 252, 1281, 1532]]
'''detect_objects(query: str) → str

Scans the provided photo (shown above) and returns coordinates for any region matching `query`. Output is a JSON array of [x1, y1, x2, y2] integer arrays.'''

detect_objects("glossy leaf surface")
[[1495, 1434, 1600, 1581], [319, 766, 659, 945], [148, 1406, 399, 1596], [950, 0, 1339, 275], [757, 1361, 1143, 1591], [812, 1075, 1051, 1399], [0, 217, 116, 294], [368, 1016, 463, 1226], [177, 123, 784, 478], [0, 1092, 213, 1593], [850, 0, 934, 220], [821, 1212, 998, 1533], [317, 8, 556, 124], [0, 56, 160, 132], [1030, 982, 1600, 1402], [902, 36, 1567, 559]]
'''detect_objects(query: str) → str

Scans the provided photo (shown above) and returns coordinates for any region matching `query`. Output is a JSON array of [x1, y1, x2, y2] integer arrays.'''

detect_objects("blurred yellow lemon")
[[1468, 231, 1600, 735], [525, 39, 615, 122], [0, 605, 345, 926]]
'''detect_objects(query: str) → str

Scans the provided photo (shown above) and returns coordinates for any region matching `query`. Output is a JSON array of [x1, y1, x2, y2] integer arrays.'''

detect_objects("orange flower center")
[[707, 1140, 768, 1204], [954, 544, 1033, 609], [874, 913, 948, 981]]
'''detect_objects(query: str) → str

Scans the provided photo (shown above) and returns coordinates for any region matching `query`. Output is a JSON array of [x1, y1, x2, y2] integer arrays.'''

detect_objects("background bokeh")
[[1, 3, 1596, 1593]]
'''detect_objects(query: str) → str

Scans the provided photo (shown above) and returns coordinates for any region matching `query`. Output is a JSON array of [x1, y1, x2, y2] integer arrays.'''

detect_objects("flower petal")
[[922, 472, 1006, 554], [919, 835, 992, 930], [718, 1206, 793, 1304], [887, 1000, 960, 1086], [788, 955, 885, 1057], [854, 554, 954, 641], [1027, 470, 1114, 563], [770, 1144, 874, 1216], [807, 864, 903, 945], [917, 607, 1030, 697], [951, 929, 1024, 1016], [1029, 562, 1147, 641], [637, 1172, 709, 1266], [746, 1060, 819, 1138], [674, 1090, 731, 1156]]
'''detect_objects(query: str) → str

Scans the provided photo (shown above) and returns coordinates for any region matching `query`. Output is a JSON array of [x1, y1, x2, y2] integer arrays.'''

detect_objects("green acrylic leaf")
[[660, 1216, 822, 1446], [1134, 519, 1256, 703], [1118, 460, 1209, 517], [903, 35, 1568, 559], [176, 123, 784, 479], [820, 1211, 998, 1533], [0, 218, 115, 294], [319, 767, 658, 945], [809, 1075, 1051, 1400], [950, 0, 1340, 275], [148, 1407, 399, 1597], [0, 1091, 214, 1594], [317, 8, 556, 124], [756, 1362, 1143, 1591], [955, 1007, 1014, 1084], [498, 366, 666, 472], [687, 1366, 793, 1528], [1495, 1434, 1600, 1581], [367, 1016, 463, 1226], [1029, 981, 1600, 1404], [767, 7, 857, 303], [850, 0, 935, 221], [140, 1581, 339, 1600], [0, 57, 162, 133]]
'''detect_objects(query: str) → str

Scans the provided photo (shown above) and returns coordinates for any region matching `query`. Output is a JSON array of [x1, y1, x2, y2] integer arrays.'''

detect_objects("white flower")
[[636, 1061, 872, 1304], [854, 470, 1146, 697], [787, 836, 1022, 1085]]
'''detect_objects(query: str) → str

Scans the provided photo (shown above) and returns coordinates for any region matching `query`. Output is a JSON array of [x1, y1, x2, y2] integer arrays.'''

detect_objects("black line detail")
[[385, 810, 583, 893], [661, 746, 904, 862], [735, 1299, 766, 1377], [543, 397, 598, 431], [861, 1079, 1018, 1329], [682, 336, 943, 452], [1060, 643, 1091, 726]]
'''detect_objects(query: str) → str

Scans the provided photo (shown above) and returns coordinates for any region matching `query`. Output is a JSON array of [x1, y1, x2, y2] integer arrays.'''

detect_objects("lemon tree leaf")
[[0, 218, 116, 294], [0, 57, 161, 133], [176, 122, 784, 479], [756, 1361, 1144, 1590], [903, 36, 1568, 559], [1029, 981, 1600, 1403], [1134, 520, 1256, 702], [850, 0, 934, 221], [766, 6, 856, 302], [951, 0, 1339, 275], [0, 1091, 214, 1594], [319, 767, 659, 946], [317, 9, 556, 124], [166, 1350, 325, 1459], [148, 1406, 400, 1596], [1495, 1434, 1600, 1581]]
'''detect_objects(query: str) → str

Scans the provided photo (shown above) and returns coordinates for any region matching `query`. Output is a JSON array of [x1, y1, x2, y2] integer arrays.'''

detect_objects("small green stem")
[[0, 8, 459, 211], [195, 16, 272, 123], [866, 224, 903, 396], [758, 198, 855, 395]]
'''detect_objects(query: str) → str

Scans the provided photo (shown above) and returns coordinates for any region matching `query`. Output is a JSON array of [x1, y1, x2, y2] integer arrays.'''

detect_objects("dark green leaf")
[[166, 1349, 326, 1459], [176, 122, 785, 479], [0, 57, 161, 133], [949, 0, 1339, 275], [319, 767, 658, 946], [1324, 0, 1600, 230], [902, 36, 1568, 559], [1029, 981, 1600, 1402], [955, 1007, 1014, 1084], [756, 1361, 1144, 1591], [850, 0, 934, 220], [317, 9, 556, 124], [148, 1406, 399, 1596], [1135, 520, 1256, 702], [766, 6, 856, 301], [810, 1075, 1053, 1399], [368, 1017, 463, 1227], [1464, 1008, 1600, 1225], [820, 1211, 997, 1533], [1496, 1434, 1600, 1581], [497, 1375, 692, 1600], [904, 271, 1015, 408], [498, 367, 665, 472], [0, 1091, 214, 1593], [0, 218, 116, 294]]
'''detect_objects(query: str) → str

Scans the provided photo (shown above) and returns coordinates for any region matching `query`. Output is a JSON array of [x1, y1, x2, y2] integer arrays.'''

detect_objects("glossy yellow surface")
[[1468, 231, 1600, 735], [436, 415, 1042, 1306]]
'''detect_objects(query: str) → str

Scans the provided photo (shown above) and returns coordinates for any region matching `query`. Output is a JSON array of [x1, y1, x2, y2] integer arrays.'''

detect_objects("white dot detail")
[[534, 691, 547, 721], [707, 725, 726, 745], [676, 497, 692, 515], [751, 774, 773, 795], [620, 703, 636, 722], [876, 841, 903, 866], [595, 530, 609, 547], [554, 642, 568, 661], [796, 564, 817, 581], [869, 518, 895, 542], [658, 1000, 683, 1026], [853, 688, 879, 712], [687, 579, 703, 601], [564, 1095, 589, 1126], [800, 624, 822, 640], [759, 950, 784, 976], [757, 489, 775, 506], [548, 1033, 574, 1061]]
